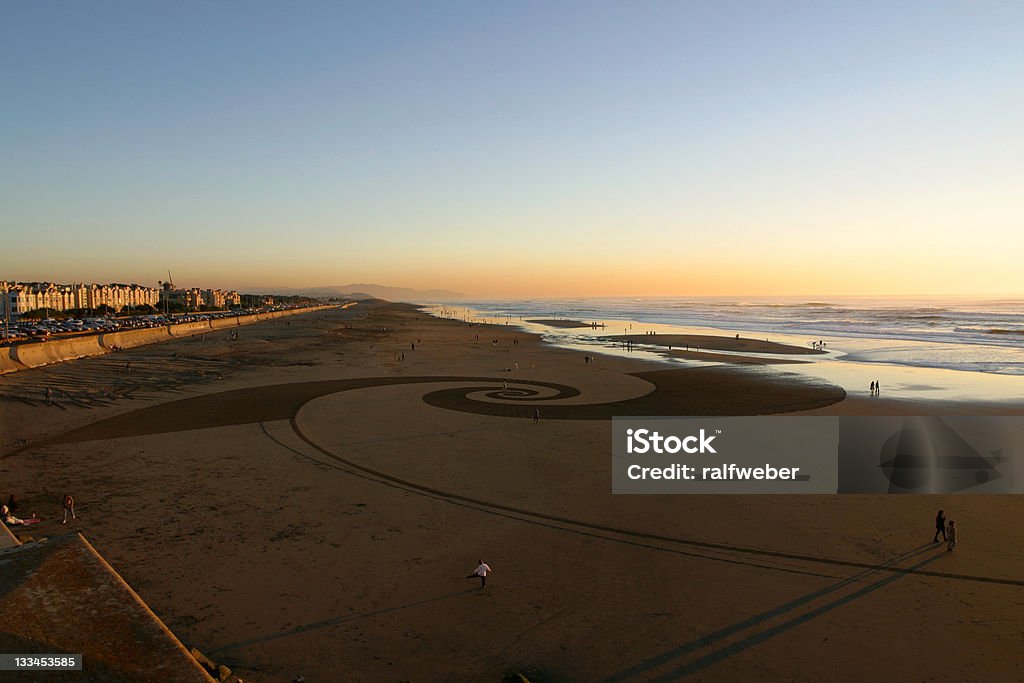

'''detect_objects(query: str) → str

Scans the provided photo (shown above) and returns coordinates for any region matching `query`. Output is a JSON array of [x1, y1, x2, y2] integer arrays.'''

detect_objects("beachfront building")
[[2, 282, 84, 316], [160, 284, 239, 311], [160, 286, 203, 311], [201, 288, 242, 309], [0, 281, 160, 318], [85, 283, 160, 311], [0, 281, 243, 319]]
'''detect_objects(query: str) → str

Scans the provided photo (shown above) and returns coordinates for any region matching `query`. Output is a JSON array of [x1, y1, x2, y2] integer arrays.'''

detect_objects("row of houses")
[[1, 281, 241, 319]]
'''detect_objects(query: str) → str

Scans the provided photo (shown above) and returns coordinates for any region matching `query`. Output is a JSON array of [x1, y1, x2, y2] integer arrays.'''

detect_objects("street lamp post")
[[2, 283, 9, 342]]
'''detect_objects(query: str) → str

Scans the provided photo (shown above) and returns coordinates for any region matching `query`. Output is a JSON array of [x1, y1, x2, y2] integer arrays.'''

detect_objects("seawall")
[[0, 305, 335, 374]]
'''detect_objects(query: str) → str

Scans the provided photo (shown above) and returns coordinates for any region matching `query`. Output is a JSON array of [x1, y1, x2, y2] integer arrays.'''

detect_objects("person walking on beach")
[[533, 408, 541, 423], [466, 560, 492, 588], [875, 380, 881, 396], [45, 386, 53, 405], [870, 381, 875, 395], [61, 494, 76, 524], [933, 510, 947, 543], [947, 520, 957, 552]]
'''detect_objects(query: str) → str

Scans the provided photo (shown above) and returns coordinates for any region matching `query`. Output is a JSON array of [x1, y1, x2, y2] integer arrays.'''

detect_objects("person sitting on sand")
[[4, 512, 25, 525], [2, 503, 35, 526], [947, 520, 957, 552]]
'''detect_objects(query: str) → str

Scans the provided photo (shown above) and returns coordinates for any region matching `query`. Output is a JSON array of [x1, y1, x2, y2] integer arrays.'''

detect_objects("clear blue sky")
[[2, 1, 1022, 296]]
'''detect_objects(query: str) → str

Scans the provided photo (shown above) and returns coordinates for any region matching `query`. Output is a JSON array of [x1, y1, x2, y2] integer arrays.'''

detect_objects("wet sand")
[[665, 348, 809, 365], [2, 302, 1023, 682], [605, 333, 825, 355], [527, 319, 605, 329]]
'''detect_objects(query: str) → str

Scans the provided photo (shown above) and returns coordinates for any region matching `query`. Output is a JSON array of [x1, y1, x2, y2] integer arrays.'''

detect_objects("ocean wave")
[[731, 301, 835, 308], [843, 357, 1024, 376], [955, 327, 1024, 336]]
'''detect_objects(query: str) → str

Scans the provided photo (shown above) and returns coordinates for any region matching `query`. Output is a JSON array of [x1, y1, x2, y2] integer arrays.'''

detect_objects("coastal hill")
[[250, 283, 463, 302]]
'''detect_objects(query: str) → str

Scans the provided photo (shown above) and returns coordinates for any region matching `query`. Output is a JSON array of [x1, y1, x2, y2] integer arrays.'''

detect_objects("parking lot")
[[1, 306, 313, 345]]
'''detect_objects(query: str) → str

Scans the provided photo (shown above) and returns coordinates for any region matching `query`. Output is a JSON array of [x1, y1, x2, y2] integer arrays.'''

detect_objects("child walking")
[[466, 560, 492, 588]]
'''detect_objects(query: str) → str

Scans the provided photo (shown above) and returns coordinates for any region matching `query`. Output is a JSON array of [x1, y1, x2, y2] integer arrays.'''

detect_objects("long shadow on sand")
[[601, 544, 944, 682], [286, 417, 1024, 589], [207, 588, 479, 657]]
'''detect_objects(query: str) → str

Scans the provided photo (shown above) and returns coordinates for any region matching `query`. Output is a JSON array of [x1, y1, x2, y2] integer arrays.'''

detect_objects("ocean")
[[425, 296, 1024, 380]]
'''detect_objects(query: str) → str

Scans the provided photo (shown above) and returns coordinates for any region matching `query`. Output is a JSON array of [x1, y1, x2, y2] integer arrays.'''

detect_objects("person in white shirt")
[[947, 520, 957, 552], [466, 560, 492, 588]]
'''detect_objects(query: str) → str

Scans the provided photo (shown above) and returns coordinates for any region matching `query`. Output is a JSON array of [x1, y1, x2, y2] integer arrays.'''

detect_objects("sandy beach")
[[2, 301, 1023, 682]]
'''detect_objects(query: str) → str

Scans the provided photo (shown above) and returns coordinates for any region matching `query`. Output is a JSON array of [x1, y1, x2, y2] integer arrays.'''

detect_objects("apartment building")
[[1, 281, 160, 319]]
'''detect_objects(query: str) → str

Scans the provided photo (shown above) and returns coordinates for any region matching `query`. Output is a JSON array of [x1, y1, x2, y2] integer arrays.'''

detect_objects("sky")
[[2, 1, 1023, 298]]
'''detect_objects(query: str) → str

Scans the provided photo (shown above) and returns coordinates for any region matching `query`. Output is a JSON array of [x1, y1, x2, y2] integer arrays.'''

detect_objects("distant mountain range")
[[250, 284, 464, 302]]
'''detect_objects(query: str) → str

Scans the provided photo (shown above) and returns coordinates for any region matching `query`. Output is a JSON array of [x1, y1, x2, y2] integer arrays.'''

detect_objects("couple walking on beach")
[[934, 510, 958, 552], [869, 380, 881, 396]]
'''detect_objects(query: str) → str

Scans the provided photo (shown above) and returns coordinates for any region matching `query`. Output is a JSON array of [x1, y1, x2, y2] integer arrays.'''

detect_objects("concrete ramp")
[[0, 534, 214, 682], [0, 521, 19, 548]]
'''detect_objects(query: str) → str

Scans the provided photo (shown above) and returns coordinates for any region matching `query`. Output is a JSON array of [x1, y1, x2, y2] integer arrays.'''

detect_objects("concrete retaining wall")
[[209, 316, 240, 330], [168, 321, 210, 338], [12, 334, 108, 369], [2, 306, 333, 374], [0, 347, 23, 375], [99, 326, 174, 350]]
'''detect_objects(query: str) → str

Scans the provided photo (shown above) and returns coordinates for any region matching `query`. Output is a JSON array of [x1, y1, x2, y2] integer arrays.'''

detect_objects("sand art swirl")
[[29, 367, 842, 448], [422, 366, 845, 420], [16, 370, 1022, 587]]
